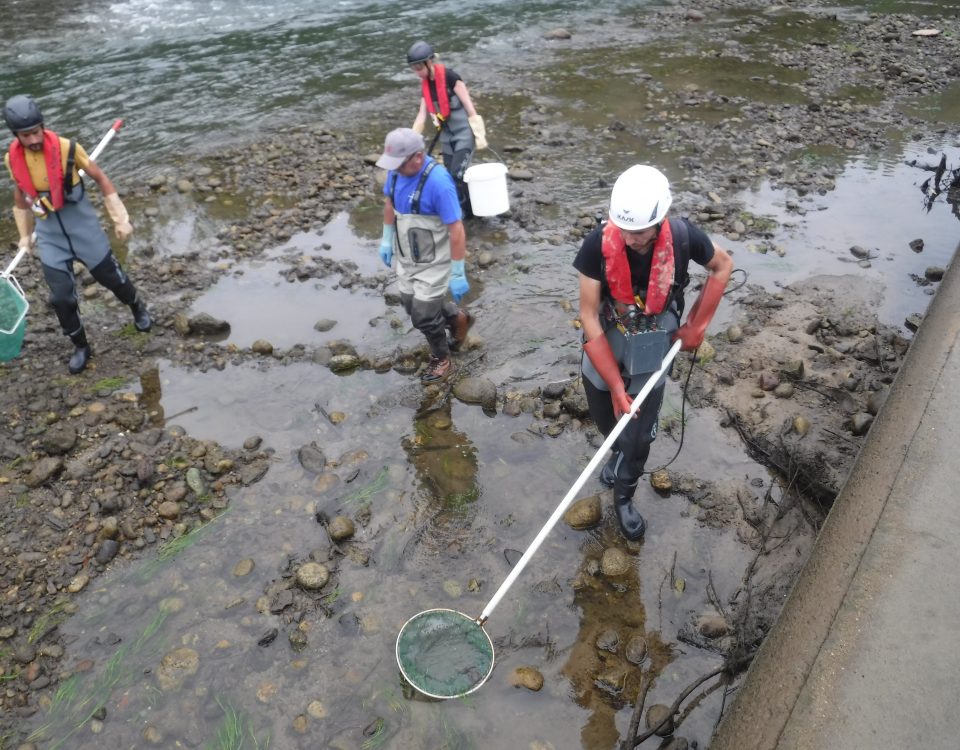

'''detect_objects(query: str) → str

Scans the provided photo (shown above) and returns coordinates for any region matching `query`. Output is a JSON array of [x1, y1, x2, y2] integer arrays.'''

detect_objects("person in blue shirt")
[[377, 127, 473, 383]]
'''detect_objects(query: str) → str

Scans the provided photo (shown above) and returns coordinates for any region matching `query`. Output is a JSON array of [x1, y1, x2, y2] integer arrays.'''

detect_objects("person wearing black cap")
[[3, 94, 151, 374], [406, 40, 487, 217], [377, 127, 473, 384]]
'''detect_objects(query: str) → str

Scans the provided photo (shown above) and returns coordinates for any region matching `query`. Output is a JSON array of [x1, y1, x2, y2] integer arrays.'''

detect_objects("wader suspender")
[[64, 140, 77, 204], [389, 161, 438, 216]]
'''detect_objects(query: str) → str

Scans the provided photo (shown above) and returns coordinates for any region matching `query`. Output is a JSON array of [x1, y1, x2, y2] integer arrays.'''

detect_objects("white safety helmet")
[[608, 165, 672, 231]]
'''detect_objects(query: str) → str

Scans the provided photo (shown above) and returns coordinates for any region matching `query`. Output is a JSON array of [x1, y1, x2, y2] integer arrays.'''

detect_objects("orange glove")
[[674, 274, 727, 351], [585, 335, 633, 419]]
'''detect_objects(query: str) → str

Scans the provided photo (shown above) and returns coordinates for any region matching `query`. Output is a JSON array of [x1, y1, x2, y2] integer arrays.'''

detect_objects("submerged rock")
[[600, 548, 631, 577], [157, 647, 200, 691], [296, 562, 330, 591], [508, 666, 544, 691], [564, 495, 602, 529]]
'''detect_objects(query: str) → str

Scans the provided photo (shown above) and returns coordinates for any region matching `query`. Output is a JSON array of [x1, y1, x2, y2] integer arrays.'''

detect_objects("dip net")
[[396, 609, 495, 699], [0, 273, 28, 362]]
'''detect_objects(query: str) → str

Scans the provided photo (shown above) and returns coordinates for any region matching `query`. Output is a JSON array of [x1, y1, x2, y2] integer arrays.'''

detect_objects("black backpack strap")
[[410, 161, 437, 215], [64, 139, 77, 202], [668, 216, 691, 317]]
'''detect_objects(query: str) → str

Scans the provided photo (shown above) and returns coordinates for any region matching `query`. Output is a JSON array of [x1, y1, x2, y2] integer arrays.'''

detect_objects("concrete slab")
[[711, 242, 960, 750]]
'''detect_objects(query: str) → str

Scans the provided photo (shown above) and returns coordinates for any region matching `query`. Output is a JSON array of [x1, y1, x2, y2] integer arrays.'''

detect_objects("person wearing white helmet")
[[574, 165, 733, 540], [3, 94, 151, 374], [406, 40, 487, 217]]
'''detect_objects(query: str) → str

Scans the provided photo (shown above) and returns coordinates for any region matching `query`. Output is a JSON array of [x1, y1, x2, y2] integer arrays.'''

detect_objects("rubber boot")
[[68, 328, 92, 375], [613, 480, 646, 540], [129, 297, 152, 332], [599, 450, 621, 488]]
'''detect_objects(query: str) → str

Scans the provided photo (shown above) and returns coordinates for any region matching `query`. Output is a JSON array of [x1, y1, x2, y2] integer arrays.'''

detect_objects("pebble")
[[564, 495, 602, 529], [327, 516, 355, 541], [600, 548, 632, 577], [650, 470, 672, 492], [509, 666, 544, 691], [232, 558, 255, 577], [295, 562, 330, 591]]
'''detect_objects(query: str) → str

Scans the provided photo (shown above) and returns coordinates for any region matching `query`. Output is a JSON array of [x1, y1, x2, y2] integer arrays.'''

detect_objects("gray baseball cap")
[[376, 127, 425, 170]]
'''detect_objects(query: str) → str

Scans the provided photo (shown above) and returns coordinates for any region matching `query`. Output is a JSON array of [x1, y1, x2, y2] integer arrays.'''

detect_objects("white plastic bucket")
[[463, 162, 509, 216]]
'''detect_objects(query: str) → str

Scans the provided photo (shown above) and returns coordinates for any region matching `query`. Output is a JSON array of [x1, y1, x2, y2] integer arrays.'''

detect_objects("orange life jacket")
[[421, 63, 451, 120], [8, 129, 66, 211], [601, 219, 676, 315]]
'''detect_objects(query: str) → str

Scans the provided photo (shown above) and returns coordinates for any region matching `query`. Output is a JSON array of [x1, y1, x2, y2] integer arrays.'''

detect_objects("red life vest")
[[8, 129, 66, 211], [421, 63, 451, 120], [601, 219, 676, 314]]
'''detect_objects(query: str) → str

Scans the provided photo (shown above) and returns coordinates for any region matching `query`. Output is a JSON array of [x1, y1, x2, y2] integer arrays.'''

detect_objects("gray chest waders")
[[389, 164, 453, 301], [35, 179, 112, 273], [582, 304, 679, 395], [436, 94, 473, 155], [389, 166, 456, 357]]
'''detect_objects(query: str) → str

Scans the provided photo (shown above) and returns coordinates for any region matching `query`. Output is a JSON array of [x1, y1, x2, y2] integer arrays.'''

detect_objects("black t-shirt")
[[573, 217, 715, 302], [427, 67, 463, 108]]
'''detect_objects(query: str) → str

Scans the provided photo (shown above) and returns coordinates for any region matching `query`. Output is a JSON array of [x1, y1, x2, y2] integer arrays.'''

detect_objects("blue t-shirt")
[[383, 156, 462, 224]]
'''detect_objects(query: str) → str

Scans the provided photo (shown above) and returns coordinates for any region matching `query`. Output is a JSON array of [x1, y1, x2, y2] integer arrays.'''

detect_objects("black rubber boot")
[[129, 297, 152, 332], [599, 450, 621, 488], [68, 328, 92, 375], [613, 480, 646, 540]]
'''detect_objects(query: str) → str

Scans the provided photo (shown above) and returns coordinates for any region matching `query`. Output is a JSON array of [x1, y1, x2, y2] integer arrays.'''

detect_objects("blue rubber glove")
[[449, 259, 470, 303], [379, 224, 395, 267]]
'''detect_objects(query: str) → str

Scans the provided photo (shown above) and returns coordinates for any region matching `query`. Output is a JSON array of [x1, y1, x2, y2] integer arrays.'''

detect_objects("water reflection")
[[399, 391, 480, 567], [561, 534, 674, 749]]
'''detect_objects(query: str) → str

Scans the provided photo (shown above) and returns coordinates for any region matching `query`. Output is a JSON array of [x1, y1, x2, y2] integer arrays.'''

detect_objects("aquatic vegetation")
[[90, 375, 129, 392], [361, 717, 387, 750], [27, 599, 71, 644], [342, 467, 389, 506], [116, 322, 150, 341], [206, 697, 271, 750], [135, 510, 229, 582], [445, 486, 480, 510], [27, 609, 169, 750]]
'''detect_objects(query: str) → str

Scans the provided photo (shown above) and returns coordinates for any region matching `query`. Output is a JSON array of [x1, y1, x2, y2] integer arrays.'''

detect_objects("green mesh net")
[[0, 278, 28, 362], [396, 609, 495, 698]]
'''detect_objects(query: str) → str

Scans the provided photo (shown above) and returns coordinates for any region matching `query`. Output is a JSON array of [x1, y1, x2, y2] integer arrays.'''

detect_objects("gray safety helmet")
[[406, 41, 435, 65], [4, 94, 44, 134]]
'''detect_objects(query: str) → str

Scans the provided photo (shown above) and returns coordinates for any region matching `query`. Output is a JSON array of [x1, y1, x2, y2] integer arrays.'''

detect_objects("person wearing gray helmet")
[[377, 127, 473, 384], [407, 40, 488, 218], [4, 94, 151, 374]]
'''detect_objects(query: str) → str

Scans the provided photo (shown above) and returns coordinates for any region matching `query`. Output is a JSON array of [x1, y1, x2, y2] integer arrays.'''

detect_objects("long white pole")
[[4, 119, 125, 278], [477, 339, 683, 625]]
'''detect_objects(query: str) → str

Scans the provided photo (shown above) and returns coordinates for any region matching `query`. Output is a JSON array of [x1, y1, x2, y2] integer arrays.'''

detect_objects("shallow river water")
[[6, 0, 960, 748]]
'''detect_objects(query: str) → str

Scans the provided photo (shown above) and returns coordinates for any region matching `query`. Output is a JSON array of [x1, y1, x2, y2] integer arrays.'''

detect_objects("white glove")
[[103, 193, 133, 240], [468, 115, 488, 150], [429, 113, 440, 129], [13, 206, 35, 251]]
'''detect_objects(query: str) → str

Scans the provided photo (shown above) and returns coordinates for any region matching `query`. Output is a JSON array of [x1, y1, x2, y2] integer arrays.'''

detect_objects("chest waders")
[[389, 165, 461, 359], [35, 177, 149, 372], [581, 218, 691, 539], [430, 89, 474, 215]]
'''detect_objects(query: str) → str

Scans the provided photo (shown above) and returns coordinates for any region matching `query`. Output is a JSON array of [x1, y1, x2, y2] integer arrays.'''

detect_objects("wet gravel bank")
[[2, 0, 959, 745]]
